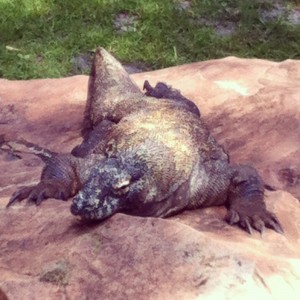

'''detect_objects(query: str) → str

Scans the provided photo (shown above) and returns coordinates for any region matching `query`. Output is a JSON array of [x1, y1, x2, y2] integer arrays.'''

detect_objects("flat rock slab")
[[1, 57, 300, 299]]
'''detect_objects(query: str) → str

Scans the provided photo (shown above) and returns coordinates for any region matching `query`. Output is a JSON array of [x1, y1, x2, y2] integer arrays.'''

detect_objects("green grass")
[[0, 0, 300, 79]]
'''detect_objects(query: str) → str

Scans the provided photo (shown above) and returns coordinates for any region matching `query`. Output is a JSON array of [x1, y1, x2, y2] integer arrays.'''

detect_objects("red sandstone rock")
[[0, 57, 300, 299]]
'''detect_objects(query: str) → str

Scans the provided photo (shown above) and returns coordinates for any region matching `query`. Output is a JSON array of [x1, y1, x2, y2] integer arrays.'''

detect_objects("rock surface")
[[0, 57, 300, 299]]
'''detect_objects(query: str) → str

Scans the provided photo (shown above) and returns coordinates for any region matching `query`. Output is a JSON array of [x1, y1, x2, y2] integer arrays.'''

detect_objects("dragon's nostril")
[[70, 203, 79, 215]]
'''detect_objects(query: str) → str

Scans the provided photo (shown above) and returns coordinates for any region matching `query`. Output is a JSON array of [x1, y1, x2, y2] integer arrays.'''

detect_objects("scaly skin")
[[3, 47, 283, 234]]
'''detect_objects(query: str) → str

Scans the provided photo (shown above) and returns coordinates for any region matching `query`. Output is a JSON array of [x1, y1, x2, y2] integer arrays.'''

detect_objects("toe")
[[242, 217, 253, 235], [225, 209, 240, 225], [6, 186, 34, 207], [265, 218, 284, 234], [252, 218, 265, 237], [36, 190, 46, 205]]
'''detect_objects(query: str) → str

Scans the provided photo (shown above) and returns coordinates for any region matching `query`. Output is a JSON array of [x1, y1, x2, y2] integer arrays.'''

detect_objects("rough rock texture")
[[0, 57, 300, 299]]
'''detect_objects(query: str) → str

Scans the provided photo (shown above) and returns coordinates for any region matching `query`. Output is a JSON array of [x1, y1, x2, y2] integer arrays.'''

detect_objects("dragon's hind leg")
[[71, 119, 115, 157], [143, 80, 200, 117]]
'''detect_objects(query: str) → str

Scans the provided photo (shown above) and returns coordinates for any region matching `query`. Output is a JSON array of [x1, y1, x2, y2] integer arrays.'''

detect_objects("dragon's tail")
[[0, 136, 56, 162]]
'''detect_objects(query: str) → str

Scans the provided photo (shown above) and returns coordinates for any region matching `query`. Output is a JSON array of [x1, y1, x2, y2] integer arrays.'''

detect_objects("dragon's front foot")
[[225, 207, 283, 235], [227, 165, 283, 235], [7, 180, 69, 207]]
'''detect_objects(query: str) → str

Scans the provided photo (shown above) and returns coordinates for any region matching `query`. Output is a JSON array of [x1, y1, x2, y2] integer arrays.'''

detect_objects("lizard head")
[[70, 156, 147, 221]]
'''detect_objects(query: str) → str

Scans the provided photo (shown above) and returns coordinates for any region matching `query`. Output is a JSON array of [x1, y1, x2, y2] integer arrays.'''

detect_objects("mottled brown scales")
[[3, 48, 283, 234]]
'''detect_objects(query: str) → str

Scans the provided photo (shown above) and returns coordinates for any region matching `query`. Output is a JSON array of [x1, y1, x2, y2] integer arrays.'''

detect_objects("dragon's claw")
[[6, 180, 69, 207], [225, 208, 283, 235]]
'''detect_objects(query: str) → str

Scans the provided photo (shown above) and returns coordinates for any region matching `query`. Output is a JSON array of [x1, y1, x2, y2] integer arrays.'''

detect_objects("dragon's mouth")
[[70, 202, 101, 220]]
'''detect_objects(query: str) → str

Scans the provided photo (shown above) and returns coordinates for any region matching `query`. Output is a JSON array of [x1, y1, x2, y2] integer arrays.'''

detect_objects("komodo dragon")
[[3, 47, 283, 234]]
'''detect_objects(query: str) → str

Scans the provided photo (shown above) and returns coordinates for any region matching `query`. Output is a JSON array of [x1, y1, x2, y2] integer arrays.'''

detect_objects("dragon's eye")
[[112, 178, 131, 195]]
